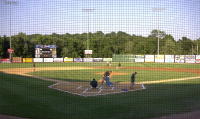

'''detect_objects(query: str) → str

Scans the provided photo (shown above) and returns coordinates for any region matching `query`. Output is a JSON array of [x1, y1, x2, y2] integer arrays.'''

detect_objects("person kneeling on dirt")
[[90, 78, 98, 88]]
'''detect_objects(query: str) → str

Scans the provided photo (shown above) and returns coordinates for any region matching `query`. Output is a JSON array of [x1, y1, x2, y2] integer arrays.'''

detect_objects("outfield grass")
[[0, 63, 200, 119], [0, 62, 200, 69]]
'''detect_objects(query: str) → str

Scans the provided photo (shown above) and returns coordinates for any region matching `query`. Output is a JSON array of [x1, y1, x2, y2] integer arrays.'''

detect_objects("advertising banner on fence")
[[43, 58, 54, 62], [74, 58, 83, 62], [53, 58, 63, 62], [165, 55, 174, 63], [196, 55, 200, 63], [175, 55, 185, 63], [135, 55, 145, 62], [12, 57, 22, 63], [93, 58, 103, 62], [23, 58, 33, 63], [0, 58, 10, 63], [103, 58, 112, 62], [155, 55, 164, 63], [145, 55, 154, 62], [33, 58, 43, 62], [83, 58, 93, 62], [64, 57, 73, 62], [112, 54, 134, 62], [185, 55, 195, 63]]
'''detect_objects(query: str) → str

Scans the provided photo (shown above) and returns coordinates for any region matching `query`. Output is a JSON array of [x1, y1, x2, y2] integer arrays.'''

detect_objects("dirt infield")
[[49, 82, 145, 97], [96, 72, 128, 76], [0, 67, 94, 77]]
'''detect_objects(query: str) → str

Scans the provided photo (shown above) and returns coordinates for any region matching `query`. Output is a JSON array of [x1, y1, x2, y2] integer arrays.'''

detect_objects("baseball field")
[[0, 62, 200, 119]]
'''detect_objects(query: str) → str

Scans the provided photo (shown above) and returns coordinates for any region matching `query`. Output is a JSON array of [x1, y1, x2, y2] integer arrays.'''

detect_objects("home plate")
[[48, 82, 146, 97]]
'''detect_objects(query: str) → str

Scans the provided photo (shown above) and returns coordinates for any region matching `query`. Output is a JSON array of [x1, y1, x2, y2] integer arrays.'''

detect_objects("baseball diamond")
[[0, 62, 200, 119], [1, 0, 200, 119]]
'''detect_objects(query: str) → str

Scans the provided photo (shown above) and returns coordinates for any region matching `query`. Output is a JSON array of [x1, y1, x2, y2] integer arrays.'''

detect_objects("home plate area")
[[48, 82, 146, 97]]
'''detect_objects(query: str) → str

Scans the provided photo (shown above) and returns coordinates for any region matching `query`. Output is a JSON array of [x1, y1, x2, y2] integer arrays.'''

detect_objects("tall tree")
[[176, 37, 194, 55], [161, 34, 176, 54], [1, 31, 200, 58], [149, 29, 166, 39], [0, 36, 10, 58]]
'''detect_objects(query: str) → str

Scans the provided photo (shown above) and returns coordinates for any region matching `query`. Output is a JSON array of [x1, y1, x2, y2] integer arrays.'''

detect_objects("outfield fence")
[[0, 55, 200, 63]]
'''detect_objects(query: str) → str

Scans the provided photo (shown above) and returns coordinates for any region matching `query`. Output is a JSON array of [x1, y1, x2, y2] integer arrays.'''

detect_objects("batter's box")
[[48, 82, 146, 97]]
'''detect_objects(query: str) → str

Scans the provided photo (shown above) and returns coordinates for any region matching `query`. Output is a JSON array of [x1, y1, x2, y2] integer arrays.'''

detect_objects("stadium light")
[[197, 43, 199, 55], [82, 8, 95, 50], [152, 7, 165, 55], [4, 0, 18, 62]]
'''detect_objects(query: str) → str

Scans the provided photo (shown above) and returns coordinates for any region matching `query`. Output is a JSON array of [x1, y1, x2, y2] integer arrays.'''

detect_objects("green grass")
[[1, 62, 200, 69], [30, 69, 197, 82], [0, 63, 200, 119]]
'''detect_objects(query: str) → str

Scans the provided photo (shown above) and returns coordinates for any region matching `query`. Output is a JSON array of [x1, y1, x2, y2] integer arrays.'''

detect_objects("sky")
[[1, 0, 200, 40]]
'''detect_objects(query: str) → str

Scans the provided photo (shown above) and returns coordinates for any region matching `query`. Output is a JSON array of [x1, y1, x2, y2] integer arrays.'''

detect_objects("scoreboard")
[[35, 45, 57, 58]]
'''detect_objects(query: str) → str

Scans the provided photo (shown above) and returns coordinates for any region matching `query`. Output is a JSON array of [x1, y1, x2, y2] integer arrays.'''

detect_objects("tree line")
[[0, 30, 199, 58]]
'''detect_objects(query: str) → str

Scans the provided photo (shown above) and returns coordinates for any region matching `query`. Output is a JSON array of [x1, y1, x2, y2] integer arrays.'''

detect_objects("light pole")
[[157, 29, 160, 55], [197, 43, 199, 55], [152, 8, 165, 55], [4, 0, 17, 62], [82, 8, 95, 50]]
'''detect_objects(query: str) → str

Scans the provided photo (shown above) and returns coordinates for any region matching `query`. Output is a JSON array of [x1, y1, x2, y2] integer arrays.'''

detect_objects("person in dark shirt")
[[90, 78, 98, 88], [118, 62, 121, 67], [130, 72, 137, 88], [33, 62, 36, 71], [33, 62, 36, 68]]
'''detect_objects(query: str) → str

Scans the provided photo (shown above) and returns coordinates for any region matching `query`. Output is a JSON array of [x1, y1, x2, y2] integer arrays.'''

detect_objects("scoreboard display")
[[35, 45, 57, 58]]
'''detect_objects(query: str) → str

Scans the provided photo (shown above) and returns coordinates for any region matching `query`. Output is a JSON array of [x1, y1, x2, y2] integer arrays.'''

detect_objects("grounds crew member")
[[32, 62, 36, 71], [33, 62, 36, 68], [118, 62, 121, 67], [90, 78, 98, 88], [130, 72, 137, 88]]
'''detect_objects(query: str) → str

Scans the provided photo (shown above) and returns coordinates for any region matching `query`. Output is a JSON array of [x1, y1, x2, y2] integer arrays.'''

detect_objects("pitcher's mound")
[[49, 82, 145, 97]]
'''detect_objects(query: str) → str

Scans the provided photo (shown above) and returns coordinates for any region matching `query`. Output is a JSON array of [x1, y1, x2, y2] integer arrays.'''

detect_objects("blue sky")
[[1, 0, 200, 40]]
